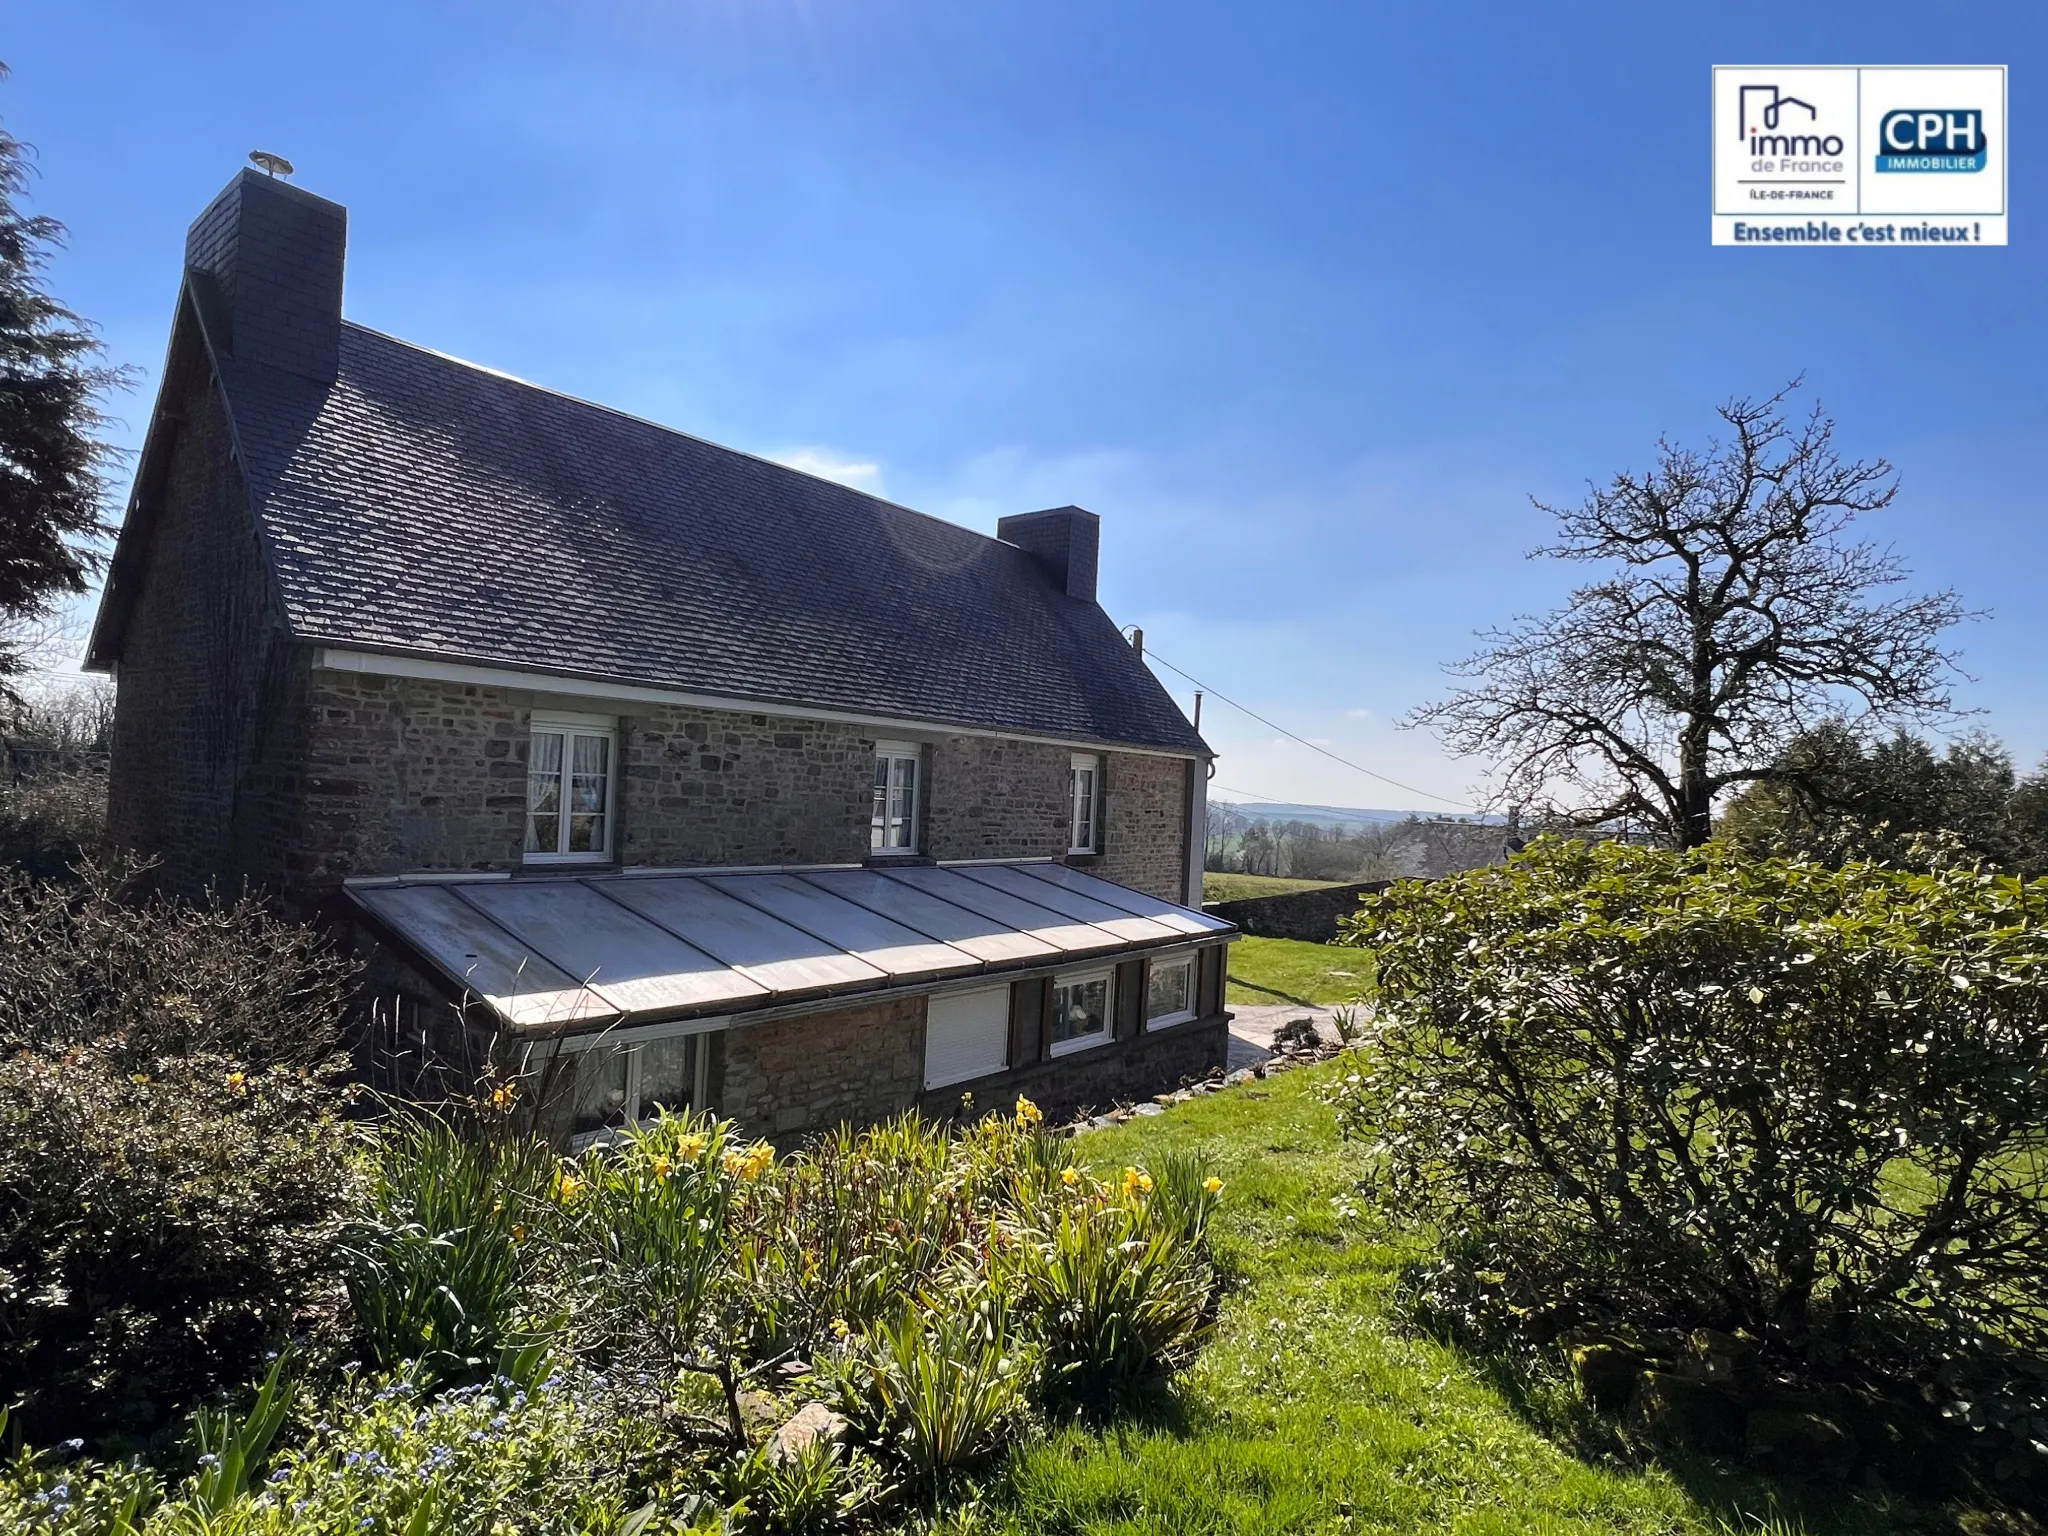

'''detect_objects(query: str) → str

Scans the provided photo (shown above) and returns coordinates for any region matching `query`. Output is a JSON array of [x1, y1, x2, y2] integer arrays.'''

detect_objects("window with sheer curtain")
[[871, 741, 921, 853], [526, 713, 616, 862]]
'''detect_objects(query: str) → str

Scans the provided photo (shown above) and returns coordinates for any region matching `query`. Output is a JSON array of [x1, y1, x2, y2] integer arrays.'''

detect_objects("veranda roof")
[[346, 860, 1235, 1033]]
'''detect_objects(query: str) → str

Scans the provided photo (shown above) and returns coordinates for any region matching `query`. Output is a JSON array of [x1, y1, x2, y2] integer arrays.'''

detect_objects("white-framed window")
[[871, 740, 921, 853], [924, 984, 1010, 1089], [1050, 966, 1114, 1056], [1068, 753, 1100, 854], [557, 1025, 716, 1145], [1145, 954, 1196, 1030], [526, 711, 617, 863]]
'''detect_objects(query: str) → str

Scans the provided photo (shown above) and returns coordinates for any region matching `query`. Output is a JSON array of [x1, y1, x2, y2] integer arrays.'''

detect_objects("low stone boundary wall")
[[1203, 880, 1390, 943]]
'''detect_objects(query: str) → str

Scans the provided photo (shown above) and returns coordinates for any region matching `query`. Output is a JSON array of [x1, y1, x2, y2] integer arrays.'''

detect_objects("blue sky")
[[8, 3, 2044, 810]]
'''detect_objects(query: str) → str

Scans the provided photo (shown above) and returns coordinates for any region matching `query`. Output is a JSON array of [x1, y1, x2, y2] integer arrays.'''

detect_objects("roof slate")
[[209, 325, 1207, 755]]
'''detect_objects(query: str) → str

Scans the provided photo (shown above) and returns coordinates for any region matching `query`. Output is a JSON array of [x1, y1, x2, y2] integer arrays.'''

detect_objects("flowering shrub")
[[1001, 1162, 1218, 1401], [1, 1084, 1222, 1528], [0, 1366, 672, 1536], [1332, 837, 2048, 1388]]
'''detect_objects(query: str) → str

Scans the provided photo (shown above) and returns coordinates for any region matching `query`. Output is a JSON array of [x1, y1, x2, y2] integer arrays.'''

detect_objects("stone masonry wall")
[[296, 673, 529, 889], [287, 669, 1195, 904], [1098, 752, 1192, 901], [105, 339, 308, 900], [620, 705, 871, 868], [718, 995, 926, 1139], [923, 736, 1190, 901]]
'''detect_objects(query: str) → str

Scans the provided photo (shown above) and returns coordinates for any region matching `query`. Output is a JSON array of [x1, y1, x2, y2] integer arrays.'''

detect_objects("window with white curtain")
[[1068, 753, 1100, 854], [526, 712, 616, 862], [871, 741, 921, 853]]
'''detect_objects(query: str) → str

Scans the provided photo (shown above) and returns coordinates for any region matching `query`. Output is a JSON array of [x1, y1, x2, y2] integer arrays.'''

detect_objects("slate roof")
[[152, 321, 1208, 755]]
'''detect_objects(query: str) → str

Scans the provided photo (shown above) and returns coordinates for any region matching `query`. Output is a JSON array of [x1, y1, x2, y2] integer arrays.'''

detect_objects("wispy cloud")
[[771, 447, 885, 494], [1345, 707, 1372, 719]]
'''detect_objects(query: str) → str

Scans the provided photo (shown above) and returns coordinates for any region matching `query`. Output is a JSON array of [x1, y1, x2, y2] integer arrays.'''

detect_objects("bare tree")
[[1410, 385, 1972, 848]]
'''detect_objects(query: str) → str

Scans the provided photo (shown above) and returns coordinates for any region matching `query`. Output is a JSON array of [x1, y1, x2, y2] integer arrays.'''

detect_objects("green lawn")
[[1226, 935, 1373, 1006], [1202, 872, 1342, 904], [941, 1066, 1925, 1536]]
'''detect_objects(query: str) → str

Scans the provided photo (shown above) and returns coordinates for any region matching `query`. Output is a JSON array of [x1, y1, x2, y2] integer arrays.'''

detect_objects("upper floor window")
[[1068, 753, 1100, 854], [871, 741, 921, 853], [527, 712, 616, 862]]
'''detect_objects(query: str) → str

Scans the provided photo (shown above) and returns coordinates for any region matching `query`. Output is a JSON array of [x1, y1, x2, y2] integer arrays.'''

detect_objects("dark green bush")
[[0, 1045, 361, 1444], [0, 861, 364, 1446], [1332, 838, 2048, 1392]]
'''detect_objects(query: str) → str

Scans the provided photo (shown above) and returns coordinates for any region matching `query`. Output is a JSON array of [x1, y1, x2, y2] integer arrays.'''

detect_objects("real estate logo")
[[1876, 109, 1987, 172], [1711, 66, 2006, 246]]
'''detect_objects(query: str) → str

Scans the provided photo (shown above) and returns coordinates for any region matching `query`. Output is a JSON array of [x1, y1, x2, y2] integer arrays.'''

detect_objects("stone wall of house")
[[105, 341, 308, 900], [718, 995, 926, 1139], [923, 735, 1190, 901], [284, 669, 1196, 903], [619, 705, 872, 868], [1097, 752, 1192, 901], [295, 672, 529, 890]]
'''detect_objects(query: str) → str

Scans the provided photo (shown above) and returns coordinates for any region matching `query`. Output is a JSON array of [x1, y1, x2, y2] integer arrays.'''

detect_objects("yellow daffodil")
[[1137, 1172, 1153, 1194], [651, 1155, 674, 1181], [552, 1171, 582, 1205], [489, 1083, 517, 1112], [511, 1223, 527, 1244], [831, 1317, 850, 1340], [1013, 1095, 1043, 1126], [1204, 1176, 1224, 1195], [1061, 1166, 1080, 1189], [676, 1133, 707, 1163], [724, 1141, 773, 1181]]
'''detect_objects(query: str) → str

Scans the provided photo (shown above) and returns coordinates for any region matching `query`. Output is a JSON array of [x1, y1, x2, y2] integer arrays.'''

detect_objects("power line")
[[1140, 644, 1478, 814], [1211, 783, 1291, 804]]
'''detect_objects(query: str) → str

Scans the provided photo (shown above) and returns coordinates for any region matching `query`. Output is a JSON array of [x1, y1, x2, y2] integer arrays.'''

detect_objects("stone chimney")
[[183, 169, 347, 383], [996, 505, 1100, 603]]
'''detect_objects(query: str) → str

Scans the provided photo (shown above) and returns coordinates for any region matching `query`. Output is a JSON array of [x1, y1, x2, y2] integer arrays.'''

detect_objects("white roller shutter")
[[924, 985, 1010, 1089]]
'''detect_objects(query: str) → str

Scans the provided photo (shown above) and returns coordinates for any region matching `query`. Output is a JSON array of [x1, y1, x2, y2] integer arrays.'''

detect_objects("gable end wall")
[[105, 350, 307, 899]]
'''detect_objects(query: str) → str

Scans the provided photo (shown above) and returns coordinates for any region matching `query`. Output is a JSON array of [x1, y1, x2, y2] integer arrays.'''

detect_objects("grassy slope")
[[1225, 936, 1373, 1006], [948, 1067, 1919, 1536], [1202, 873, 1342, 903]]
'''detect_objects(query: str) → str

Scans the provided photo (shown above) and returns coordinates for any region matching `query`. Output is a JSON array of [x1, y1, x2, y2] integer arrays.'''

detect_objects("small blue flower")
[[198, 1454, 221, 1468], [61, 1438, 84, 1452], [269, 1468, 290, 1483]]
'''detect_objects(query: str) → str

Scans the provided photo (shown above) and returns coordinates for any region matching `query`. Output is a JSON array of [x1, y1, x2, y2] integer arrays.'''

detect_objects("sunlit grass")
[[1202, 873, 1343, 903], [1225, 936, 1373, 1007], [918, 1067, 1935, 1536]]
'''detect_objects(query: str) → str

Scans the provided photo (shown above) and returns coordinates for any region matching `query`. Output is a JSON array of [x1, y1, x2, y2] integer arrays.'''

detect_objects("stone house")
[[86, 168, 1235, 1142]]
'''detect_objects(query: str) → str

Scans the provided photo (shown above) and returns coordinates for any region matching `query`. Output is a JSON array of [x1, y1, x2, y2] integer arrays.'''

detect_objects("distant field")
[[1202, 872, 1342, 903], [1226, 935, 1374, 1007]]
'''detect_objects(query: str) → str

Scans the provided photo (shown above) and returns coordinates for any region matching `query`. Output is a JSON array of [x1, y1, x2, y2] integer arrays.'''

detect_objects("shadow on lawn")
[[1469, 1352, 1973, 1536], [1226, 974, 1321, 1008]]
